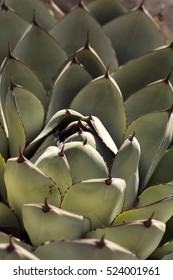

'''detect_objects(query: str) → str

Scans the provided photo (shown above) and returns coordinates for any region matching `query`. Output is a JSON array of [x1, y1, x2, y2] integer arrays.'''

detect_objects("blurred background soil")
[[44, 0, 173, 39]]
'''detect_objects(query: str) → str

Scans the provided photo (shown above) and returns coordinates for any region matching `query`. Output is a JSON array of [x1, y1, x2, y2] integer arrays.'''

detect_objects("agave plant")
[[0, 0, 173, 260]]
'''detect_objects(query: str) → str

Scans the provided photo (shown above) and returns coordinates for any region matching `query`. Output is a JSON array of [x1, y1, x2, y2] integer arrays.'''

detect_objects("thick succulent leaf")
[[76, 43, 106, 78], [0, 123, 8, 160], [13, 22, 67, 90], [0, 241, 39, 260], [0, 231, 33, 252], [86, 218, 165, 259], [87, 0, 127, 25], [0, 55, 48, 114], [70, 75, 126, 148], [162, 252, 173, 260], [112, 45, 173, 100], [150, 240, 173, 260], [89, 115, 118, 155], [22, 203, 90, 246], [34, 238, 138, 260], [5, 0, 57, 31], [5, 86, 26, 157], [149, 148, 173, 185], [125, 79, 173, 124], [124, 111, 173, 190], [62, 141, 108, 183], [64, 129, 114, 169], [50, 5, 118, 72], [113, 195, 173, 225], [0, 3, 29, 65], [29, 134, 58, 164], [0, 202, 20, 229], [104, 7, 165, 65], [46, 60, 92, 123], [4, 155, 61, 221], [25, 109, 83, 157], [137, 183, 173, 207], [0, 154, 7, 203], [111, 135, 140, 210], [62, 178, 126, 229], [35, 146, 72, 197], [12, 86, 44, 145]]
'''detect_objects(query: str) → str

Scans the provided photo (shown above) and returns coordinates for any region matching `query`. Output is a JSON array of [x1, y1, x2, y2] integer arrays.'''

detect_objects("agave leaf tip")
[[17, 147, 26, 163], [105, 173, 112, 185], [128, 132, 135, 142], [143, 212, 154, 228], [95, 236, 106, 249], [59, 144, 65, 157], [6, 236, 15, 253], [42, 198, 51, 213]]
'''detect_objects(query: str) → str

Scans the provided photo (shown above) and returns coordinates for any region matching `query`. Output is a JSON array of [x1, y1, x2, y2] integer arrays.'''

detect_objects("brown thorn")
[[143, 212, 154, 228], [42, 198, 51, 213]]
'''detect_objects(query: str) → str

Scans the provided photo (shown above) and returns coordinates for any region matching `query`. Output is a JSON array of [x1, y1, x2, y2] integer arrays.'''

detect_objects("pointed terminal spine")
[[6, 236, 15, 253], [166, 104, 173, 119], [95, 236, 106, 249], [129, 131, 135, 142], [138, 0, 146, 11], [32, 9, 40, 27], [70, 53, 80, 65], [105, 173, 112, 185], [83, 137, 87, 146], [164, 66, 173, 84], [143, 213, 154, 228], [42, 198, 51, 213], [105, 66, 110, 79], [84, 32, 90, 50], [17, 147, 26, 163], [0, 0, 9, 11], [59, 144, 65, 157]]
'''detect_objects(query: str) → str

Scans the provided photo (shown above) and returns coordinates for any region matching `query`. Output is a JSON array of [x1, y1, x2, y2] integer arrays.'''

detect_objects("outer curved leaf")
[[4, 155, 61, 221], [86, 219, 165, 259], [104, 8, 165, 64], [13, 22, 67, 90], [35, 146, 72, 197], [112, 45, 173, 100], [0, 3, 29, 65], [111, 135, 140, 210], [113, 195, 173, 225], [46, 60, 92, 123], [125, 79, 173, 124], [137, 183, 173, 207], [149, 148, 173, 185], [0, 123, 8, 160], [124, 111, 173, 190], [0, 154, 7, 203], [0, 55, 48, 114], [13, 86, 45, 144], [62, 178, 126, 229], [87, 0, 127, 25], [151, 240, 173, 259], [34, 238, 138, 260], [5, 0, 57, 31], [50, 5, 118, 72], [70, 75, 126, 148], [0, 202, 20, 229], [22, 203, 90, 246], [5, 86, 26, 157]]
